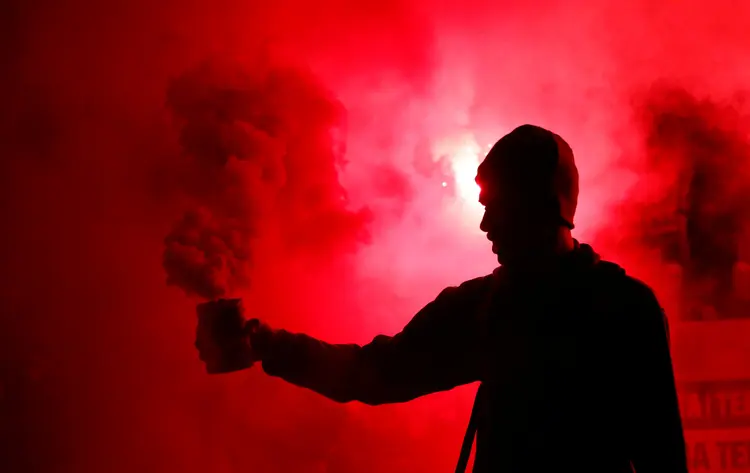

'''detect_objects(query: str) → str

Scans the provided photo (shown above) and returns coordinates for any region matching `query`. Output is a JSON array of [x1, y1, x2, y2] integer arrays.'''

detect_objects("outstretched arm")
[[251, 278, 490, 405], [628, 286, 688, 473]]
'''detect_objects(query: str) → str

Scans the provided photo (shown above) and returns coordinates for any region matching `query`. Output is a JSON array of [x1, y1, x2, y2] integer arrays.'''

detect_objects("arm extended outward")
[[251, 278, 490, 405]]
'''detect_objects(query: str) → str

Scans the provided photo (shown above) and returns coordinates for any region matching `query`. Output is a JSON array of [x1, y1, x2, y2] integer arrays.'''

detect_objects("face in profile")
[[476, 126, 578, 265], [479, 186, 523, 263], [478, 183, 560, 265]]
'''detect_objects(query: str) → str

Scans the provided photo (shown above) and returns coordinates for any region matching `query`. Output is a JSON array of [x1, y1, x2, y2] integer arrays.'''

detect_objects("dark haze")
[[163, 58, 370, 300], [598, 84, 750, 316]]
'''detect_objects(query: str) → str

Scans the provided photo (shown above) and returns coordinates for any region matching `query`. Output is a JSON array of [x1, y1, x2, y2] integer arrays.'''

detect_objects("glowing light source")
[[432, 133, 485, 226], [448, 138, 482, 205], [441, 181, 448, 187]]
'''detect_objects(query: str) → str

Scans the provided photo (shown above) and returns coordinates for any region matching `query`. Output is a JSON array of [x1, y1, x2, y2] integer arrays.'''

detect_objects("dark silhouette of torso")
[[257, 243, 686, 473], [471, 257, 646, 472]]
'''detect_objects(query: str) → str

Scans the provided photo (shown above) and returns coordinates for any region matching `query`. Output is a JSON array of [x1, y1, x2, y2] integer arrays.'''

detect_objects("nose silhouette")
[[480, 209, 491, 234]]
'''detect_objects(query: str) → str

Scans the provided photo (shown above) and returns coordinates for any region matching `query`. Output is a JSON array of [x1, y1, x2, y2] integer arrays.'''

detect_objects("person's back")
[[195, 124, 688, 473], [457, 248, 683, 472]]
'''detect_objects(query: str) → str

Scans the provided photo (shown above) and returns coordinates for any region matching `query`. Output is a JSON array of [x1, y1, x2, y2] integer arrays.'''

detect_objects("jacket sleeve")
[[256, 278, 489, 405], [626, 283, 688, 473]]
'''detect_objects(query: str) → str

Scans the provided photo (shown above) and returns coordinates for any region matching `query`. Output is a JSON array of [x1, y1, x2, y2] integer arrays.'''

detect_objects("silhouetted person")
[[196, 125, 688, 473]]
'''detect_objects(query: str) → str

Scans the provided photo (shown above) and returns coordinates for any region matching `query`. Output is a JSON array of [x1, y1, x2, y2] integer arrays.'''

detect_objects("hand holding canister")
[[195, 298, 260, 374]]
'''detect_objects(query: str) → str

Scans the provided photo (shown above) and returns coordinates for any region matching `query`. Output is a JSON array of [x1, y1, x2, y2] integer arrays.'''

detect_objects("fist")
[[195, 298, 258, 374]]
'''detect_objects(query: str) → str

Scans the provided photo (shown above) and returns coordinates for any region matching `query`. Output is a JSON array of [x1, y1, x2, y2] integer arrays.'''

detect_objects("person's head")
[[476, 124, 579, 266]]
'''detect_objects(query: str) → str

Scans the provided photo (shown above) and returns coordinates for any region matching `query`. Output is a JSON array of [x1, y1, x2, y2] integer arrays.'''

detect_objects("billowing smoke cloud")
[[601, 85, 750, 251], [162, 57, 371, 300], [595, 84, 750, 314]]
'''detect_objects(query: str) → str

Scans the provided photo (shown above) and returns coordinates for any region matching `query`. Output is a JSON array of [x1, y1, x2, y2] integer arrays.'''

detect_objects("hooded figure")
[[196, 125, 688, 473]]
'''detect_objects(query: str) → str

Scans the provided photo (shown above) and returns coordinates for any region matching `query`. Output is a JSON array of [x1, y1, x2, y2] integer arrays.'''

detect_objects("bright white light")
[[432, 133, 485, 227], [441, 181, 448, 187], [450, 142, 482, 204]]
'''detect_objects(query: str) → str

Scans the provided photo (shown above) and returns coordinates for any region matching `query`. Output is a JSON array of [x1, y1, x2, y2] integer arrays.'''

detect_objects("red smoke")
[[3, 1, 750, 473], [162, 58, 369, 300], [594, 84, 750, 317]]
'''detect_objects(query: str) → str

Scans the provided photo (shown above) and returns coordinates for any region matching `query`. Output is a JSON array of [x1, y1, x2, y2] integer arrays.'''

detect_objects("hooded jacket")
[[256, 243, 688, 473]]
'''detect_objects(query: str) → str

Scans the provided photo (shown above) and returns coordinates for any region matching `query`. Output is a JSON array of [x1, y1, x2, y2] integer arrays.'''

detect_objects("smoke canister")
[[196, 298, 253, 374]]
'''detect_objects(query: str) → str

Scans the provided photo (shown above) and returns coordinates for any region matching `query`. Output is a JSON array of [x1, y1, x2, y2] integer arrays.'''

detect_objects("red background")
[[2, 1, 750, 472]]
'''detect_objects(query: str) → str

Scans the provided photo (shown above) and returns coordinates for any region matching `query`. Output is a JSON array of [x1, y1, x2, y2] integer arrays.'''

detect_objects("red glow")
[[3, 1, 750, 472]]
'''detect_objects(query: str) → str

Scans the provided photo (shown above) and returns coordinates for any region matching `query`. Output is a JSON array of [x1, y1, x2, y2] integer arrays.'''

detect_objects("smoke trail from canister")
[[162, 57, 371, 300]]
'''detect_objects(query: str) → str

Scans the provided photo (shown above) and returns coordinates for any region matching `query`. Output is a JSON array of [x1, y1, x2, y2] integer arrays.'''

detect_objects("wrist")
[[246, 319, 274, 360]]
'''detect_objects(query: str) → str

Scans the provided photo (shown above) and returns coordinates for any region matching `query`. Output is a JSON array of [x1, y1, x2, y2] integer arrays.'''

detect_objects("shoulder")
[[594, 260, 666, 326], [417, 273, 495, 320], [593, 260, 658, 300], [438, 273, 496, 303], [401, 273, 495, 336]]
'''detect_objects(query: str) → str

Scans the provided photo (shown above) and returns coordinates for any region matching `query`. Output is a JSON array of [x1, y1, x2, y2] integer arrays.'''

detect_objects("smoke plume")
[[599, 85, 750, 264], [162, 58, 371, 300]]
